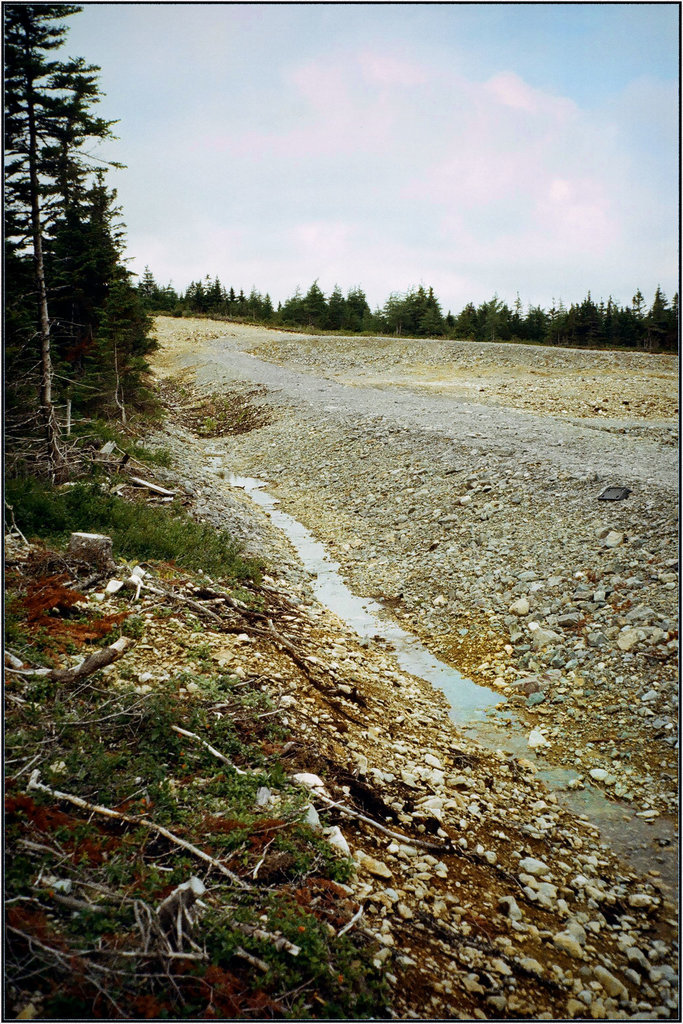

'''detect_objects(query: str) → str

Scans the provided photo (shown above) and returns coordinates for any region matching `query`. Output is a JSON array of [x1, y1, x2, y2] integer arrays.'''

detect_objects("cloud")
[[358, 51, 430, 87], [122, 44, 676, 310], [484, 71, 577, 119]]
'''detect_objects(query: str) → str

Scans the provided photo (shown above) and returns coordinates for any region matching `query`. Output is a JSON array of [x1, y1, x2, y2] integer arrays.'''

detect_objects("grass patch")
[[5, 477, 261, 583], [69, 418, 173, 468]]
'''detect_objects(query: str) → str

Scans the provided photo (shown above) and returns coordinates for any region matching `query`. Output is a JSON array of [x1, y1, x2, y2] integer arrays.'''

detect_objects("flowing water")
[[219, 466, 677, 896]]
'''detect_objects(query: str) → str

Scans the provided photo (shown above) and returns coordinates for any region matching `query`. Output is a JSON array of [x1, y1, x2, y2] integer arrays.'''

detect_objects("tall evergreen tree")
[[327, 284, 346, 330], [4, 3, 134, 476]]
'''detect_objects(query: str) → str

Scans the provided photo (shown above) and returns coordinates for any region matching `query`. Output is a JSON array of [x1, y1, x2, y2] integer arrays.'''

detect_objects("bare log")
[[50, 636, 134, 684], [128, 476, 175, 497]]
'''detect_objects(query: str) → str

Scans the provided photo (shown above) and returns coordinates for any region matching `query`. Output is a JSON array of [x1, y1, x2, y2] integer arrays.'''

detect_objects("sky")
[[64, 2, 679, 313]]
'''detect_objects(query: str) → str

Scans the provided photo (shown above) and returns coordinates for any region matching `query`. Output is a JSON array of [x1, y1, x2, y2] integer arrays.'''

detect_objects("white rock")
[[302, 804, 322, 829], [553, 931, 585, 958], [292, 772, 327, 791], [325, 826, 350, 857], [510, 597, 530, 616], [531, 627, 561, 649], [519, 957, 544, 976], [589, 768, 615, 784], [593, 965, 628, 1001], [628, 893, 656, 909], [519, 856, 551, 876], [528, 729, 551, 749], [255, 786, 272, 807], [498, 895, 523, 920], [355, 850, 393, 880], [424, 753, 443, 769], [617, 628, 641, 651]]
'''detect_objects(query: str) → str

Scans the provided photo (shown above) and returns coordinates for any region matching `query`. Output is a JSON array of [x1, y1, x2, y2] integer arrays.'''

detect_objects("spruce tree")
[[4, 4, 121, 477]]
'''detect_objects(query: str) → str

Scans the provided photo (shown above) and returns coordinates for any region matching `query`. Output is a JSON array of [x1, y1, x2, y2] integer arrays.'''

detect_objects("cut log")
[[128, 476, 175, 497], [67, 532, 116, 569]]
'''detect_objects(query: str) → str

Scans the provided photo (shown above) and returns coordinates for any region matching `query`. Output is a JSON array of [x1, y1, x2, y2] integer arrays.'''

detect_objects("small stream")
[[220, 467, 677, 896]]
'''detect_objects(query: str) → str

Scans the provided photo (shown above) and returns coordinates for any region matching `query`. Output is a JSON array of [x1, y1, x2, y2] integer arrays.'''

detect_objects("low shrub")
[[5, 477, 261, 583]]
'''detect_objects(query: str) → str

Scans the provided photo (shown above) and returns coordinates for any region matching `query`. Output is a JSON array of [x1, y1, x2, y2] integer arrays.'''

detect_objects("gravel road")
[[150, 316, 678, 836], [156, 323, 678, 490]]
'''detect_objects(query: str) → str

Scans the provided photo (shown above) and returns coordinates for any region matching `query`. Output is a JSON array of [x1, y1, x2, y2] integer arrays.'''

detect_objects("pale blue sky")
[[65, 3, 679, 312]]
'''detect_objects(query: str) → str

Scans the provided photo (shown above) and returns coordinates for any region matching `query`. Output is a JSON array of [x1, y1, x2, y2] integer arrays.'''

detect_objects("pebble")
[[518, 856, 551, 876], [355, 851, 393, 880]]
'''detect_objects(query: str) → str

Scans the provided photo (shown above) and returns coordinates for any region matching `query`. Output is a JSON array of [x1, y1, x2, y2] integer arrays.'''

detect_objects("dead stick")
[[316, 794, 452, 853], [235, 921, 300, 956], [143, 583, 224, 624], [171, 725, 250, 775], [27, 770, 246, 887], [234, 945, 269, 972], [337, 905, 364, 937]]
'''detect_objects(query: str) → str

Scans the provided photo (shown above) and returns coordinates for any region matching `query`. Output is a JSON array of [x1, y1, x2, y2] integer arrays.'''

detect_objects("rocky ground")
[[137, 315, 679, 1018]]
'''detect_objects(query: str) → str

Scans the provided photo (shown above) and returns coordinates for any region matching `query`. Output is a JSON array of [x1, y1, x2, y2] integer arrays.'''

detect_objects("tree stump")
[[67, 532, 116, 569]]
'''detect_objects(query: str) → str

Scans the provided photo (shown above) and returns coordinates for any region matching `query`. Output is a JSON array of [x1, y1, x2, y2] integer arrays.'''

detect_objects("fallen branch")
[[5, 650, 25, 670], [6, 925, 126, 1016], [128, 475, 175, 497], [234, 922, 300, 957], [27, 770, 247, 887], [337, 904, 364, 937], [4, 502, 30, 547], [157, 877, 206, 952], [143, 581, 224, 624], [171, 725, 250, 775], [234, 945, 269, 972], [50, 636, 135, 684], [316, 794, 452, 853]]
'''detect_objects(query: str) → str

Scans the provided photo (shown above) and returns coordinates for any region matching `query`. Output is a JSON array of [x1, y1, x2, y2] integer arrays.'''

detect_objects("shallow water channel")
[[221, 468, 677, 897]]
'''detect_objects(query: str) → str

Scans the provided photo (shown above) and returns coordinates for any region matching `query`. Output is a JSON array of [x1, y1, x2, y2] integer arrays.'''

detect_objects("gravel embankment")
[[139, 317, 680, 1018], [149, 318, 678, 811]]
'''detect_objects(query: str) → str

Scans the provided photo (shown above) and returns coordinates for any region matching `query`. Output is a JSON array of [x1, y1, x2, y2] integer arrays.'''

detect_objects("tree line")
[[140, 271, 679, 352], [4, 3, 155, 481], [4, 3, 678, 487]]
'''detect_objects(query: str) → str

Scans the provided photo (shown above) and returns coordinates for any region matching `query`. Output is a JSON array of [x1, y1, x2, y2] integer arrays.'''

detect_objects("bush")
[[5, 477, 261, 583]]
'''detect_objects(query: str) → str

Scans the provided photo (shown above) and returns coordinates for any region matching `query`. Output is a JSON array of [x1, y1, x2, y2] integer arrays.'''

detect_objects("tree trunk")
[[24, 36, 67, 482]]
